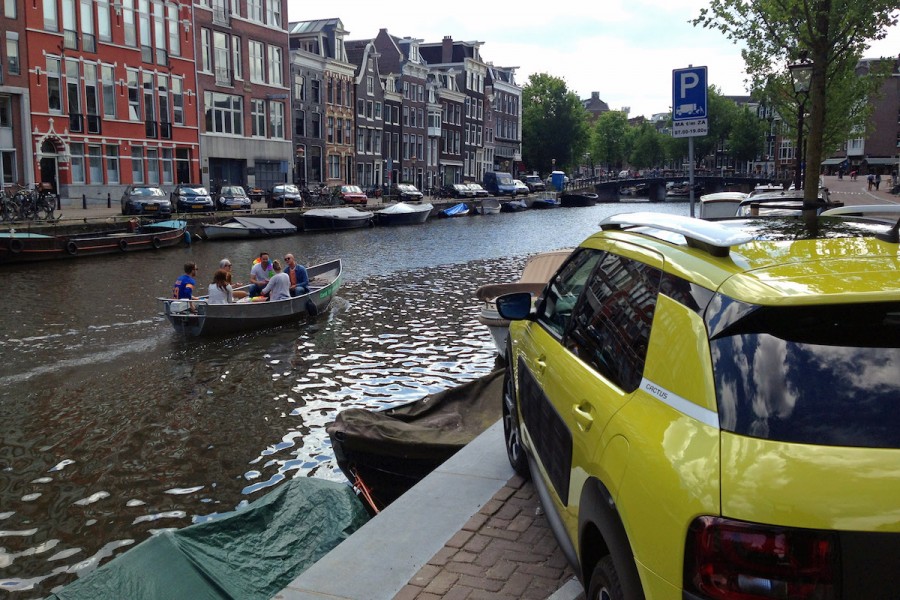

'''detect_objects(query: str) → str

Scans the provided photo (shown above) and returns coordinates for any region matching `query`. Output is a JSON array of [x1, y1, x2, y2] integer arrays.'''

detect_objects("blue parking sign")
[[672, 67, 707, 120]]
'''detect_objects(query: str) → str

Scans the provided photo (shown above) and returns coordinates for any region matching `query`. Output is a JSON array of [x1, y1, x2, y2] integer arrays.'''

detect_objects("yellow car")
[[497, 211, 900, 600]]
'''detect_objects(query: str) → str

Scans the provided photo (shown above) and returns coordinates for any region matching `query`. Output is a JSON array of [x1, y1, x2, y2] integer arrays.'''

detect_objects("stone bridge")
[[590, 176, 784, 201]]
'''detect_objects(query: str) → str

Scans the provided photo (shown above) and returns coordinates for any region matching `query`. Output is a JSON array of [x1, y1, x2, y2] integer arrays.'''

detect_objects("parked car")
[[511, 179, 530, 195], [393, 183, 424, 202], [268, 184, 303, 208], [498, 211, 900, 599], [170, 184, 214, 213], [522, 175, 546, 193], [120, 185, 172, 217], [442, 184, 475, 198], [466, 183, 490, 197], [338, 185, 368, 205], [215, 185, 251, 211]]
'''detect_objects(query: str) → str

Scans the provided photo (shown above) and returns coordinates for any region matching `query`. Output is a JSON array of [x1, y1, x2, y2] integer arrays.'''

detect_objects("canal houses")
[[20, 0, 202, 201], [0, 0, 31, 188], [197, 0, 291, 192], [346, 39, 386, 192]]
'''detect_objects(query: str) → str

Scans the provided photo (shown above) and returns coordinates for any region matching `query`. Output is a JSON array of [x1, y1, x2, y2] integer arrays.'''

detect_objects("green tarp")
[[49, 476, 369, 600]]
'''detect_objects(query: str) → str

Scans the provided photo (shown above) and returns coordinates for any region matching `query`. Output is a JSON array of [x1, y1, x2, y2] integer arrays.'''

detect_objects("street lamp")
[[788, 59, 812, 191]]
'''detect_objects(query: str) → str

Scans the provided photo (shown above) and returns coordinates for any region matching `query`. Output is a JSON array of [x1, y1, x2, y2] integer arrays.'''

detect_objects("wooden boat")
[[327, 370, 503, 512], [559, 191, 600, 207], [438, 202, 471, 217], [0, 219, 186, 264], [201, 216, 297, 240], [303, 208, 373, 231], [698, 191, 749, 219], [374, 202, 433, 226], [158, 259, 342, 336], [475, 249, 572, 358], [477, 197, 501, 215]]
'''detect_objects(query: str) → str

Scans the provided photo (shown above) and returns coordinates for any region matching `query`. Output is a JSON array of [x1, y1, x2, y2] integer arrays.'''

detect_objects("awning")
[[821, 158, 845, 165], [863, 157, 898, 165]]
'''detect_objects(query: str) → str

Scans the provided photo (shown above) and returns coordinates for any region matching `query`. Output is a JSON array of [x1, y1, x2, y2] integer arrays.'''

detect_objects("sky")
[[287, 0, 899, 119]]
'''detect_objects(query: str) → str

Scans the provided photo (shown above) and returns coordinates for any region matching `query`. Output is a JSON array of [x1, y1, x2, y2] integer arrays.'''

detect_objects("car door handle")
[[535, 355, 547, 374], [573, 403, 594, 432]]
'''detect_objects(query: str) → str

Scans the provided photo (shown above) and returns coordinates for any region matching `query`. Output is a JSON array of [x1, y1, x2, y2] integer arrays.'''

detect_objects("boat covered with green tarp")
[[48, 476, 369, 600]]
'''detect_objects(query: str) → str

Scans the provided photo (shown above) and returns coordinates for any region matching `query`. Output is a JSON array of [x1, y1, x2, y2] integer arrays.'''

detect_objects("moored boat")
[[158, 259, 342, 336], [529, 196, 560, 209], [0, 219, 186, 264], [438, 202, 471, 218], [303, 207, 373, 231], [327, 370, 503, 512], [374, 202, 433, 226], [475, 249, 572, 358], [477, 197, 501, 215], [201, 216, 297, 240], [500, 199, 528, 212], [698, 191, 749, 219], [559, 191, 600, 207]]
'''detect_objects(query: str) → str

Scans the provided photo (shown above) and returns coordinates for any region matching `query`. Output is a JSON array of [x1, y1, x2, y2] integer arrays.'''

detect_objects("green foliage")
[[522, 74, 590, 175], [629, 123, 665, 169], [590, 111, 629, 173], [729, 106, 766, 162]]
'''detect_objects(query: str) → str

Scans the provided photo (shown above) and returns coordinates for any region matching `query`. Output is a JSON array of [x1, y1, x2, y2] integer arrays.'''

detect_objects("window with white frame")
[[146, 148, 159, 183], [268, 45, 282, 86], [43, 0, 58, 30], [248, 0, 261, 22], [232, 35, 242, 79], [201, 29, 211, 72], [204, 91, 243, 135], [267, 0, 280, 27], [122, 0, 135, 46], [47, 57, 62, 112], [162, 148, 173, 184], [101, 64, 116, 118], [214, 32, 230, 84], [167, 4, 180, 56], [6, 34, 19, 75], [366, 76, 373, 95], [270, 101, 283, 138], [251, 98, 266, 136], [70, 143, 85, 183], [88, 145, 102, 182], [131, 147, 143, 183], [249, 41, 264, 83], [328, 154, 340, 179], [106, 145, 119, 183], [4, 0, 16, 18], [172, 77, 184, 125]]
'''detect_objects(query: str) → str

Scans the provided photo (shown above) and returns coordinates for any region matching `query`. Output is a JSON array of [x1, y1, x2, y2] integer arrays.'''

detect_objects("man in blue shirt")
[[283, 253, 309, 296], [173, 262, 199, 299]]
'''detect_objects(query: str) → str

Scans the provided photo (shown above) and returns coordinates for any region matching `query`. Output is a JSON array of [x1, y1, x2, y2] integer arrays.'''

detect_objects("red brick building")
[[0, 0, 32, 189], [22, 0, 201, 205]]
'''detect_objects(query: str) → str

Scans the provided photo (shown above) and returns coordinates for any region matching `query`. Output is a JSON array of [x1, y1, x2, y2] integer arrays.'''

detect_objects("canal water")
[[0, 200, 690, 596]]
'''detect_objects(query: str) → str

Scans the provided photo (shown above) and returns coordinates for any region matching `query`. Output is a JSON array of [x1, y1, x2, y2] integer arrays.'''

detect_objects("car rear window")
[[709, 299, 900, 448]]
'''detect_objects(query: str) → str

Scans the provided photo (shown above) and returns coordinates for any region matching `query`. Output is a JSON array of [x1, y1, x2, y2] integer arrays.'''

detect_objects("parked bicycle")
[[8, 183, 56, 221], [1, 186, 22, 223]]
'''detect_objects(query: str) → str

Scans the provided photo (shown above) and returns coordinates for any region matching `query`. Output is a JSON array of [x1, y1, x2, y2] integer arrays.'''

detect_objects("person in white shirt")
[[262, 260, 291, 301], [207, 269, 234, 304]]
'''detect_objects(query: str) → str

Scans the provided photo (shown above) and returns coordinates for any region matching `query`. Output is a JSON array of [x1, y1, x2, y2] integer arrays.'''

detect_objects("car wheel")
[[587, 556, 624, 600], [502, 358, 529, 478]]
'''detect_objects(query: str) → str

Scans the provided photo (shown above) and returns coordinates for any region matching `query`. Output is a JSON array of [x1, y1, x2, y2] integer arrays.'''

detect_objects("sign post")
[[672, 66, 708, 216]]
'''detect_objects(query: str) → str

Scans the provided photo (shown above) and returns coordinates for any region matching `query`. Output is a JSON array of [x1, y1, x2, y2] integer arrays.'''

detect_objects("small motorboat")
[[0, 219, 187, 264], [559, 192, 600, 207], [374, 202, 433, 226], [529, 197, 560, 209], [158, 259, 342, 336], [438, 202, 471, 218], [327, 370, 504, 512], [698, 192, 749, 219], [201, 216, 297, 240], [500, 199, 528, 212], [474, 249, 572, 358], [477, 197, 501, 215], [303, 207, 373, 231]]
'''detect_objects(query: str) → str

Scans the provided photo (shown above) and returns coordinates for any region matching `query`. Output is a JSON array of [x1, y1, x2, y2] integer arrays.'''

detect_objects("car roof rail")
[[600, 211, 755, 257], [819, 204, 900, 217]]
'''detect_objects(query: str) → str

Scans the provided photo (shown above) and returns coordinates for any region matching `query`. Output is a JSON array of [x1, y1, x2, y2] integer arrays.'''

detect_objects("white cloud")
[[287, 0, 899, 118]]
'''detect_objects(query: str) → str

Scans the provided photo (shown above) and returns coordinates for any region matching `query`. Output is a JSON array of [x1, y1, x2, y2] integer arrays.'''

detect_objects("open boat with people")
[[327, 370, 503, 512], [0, 219, 186, 264], [474, 249, 572, 358], [158, 259, 342, 336], [302, 207, 373, 231], [373, 202, 433, 226], [201, 216, 297, 240]]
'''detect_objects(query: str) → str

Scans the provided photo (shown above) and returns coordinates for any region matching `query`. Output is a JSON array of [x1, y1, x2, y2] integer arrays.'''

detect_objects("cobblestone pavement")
[[395, 475, 582, 600]]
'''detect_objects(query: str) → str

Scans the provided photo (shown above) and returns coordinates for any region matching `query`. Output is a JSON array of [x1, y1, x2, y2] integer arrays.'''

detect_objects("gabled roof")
[[288, 18, 344, 35]]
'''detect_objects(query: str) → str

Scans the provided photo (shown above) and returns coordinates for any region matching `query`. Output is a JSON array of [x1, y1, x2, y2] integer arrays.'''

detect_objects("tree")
[[668, 87, 739, 169], [693, 0, 899, 203], [521, 74, 590, 175], [729, 105, 766, 167], [590, 111, 629, 175], [629, 123, 665, 170]]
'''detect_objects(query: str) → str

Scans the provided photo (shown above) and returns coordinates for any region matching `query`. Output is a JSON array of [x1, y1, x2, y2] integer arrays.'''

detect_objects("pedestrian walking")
[[875, 173, 881, 190], [867, 173, 874, 190]]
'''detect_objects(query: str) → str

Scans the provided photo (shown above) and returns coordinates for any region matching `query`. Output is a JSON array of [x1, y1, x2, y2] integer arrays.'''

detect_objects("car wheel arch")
[[578, 478, 645, 599]]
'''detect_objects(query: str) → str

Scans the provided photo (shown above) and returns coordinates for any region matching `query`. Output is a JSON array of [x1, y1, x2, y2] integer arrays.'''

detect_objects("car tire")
[[502, 357, 530, 478], [587, 556, 624, 600]]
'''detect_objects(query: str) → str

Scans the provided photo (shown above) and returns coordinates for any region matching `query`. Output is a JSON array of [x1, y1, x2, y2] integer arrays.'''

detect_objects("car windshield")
[[342, 186, 362, 193], [179, 186, 207, 196], [221, 186, 246, 196], [274, 185, 299, 193], [133, 187, 164, 197], [709, 298, 900, 449], [497, 175, 513, 184]]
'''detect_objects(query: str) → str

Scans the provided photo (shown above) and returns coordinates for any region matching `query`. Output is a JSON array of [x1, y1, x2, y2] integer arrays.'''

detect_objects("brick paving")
[[394, 475, 582, 600]]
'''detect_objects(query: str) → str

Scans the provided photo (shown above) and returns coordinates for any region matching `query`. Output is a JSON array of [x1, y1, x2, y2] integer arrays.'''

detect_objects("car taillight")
[[685, 516, 839, 600]]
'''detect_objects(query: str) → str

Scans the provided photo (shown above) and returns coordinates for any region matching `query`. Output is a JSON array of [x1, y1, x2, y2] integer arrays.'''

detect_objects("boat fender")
[[8, 238, 24, 254], [183, 230, 192, 246], [151, 236, 162, 249], [66, 240, 78, 255], [118, 239, 128, 251], [306, 299, 318, 316]]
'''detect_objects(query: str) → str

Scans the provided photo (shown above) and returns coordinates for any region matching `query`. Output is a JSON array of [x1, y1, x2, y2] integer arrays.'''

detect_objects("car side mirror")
[[496, 292, 534, 320]]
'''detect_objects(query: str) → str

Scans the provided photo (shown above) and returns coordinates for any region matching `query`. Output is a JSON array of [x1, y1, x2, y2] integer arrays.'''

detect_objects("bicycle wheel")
[[35, 201, 54, 221]]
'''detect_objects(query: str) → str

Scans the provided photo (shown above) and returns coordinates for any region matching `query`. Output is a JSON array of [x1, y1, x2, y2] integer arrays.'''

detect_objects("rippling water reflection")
[[0, 201, 690, 595]]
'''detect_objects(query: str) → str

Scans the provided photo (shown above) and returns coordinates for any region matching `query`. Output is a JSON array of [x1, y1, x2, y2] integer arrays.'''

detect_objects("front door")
[[40, 157, 58, 193]]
